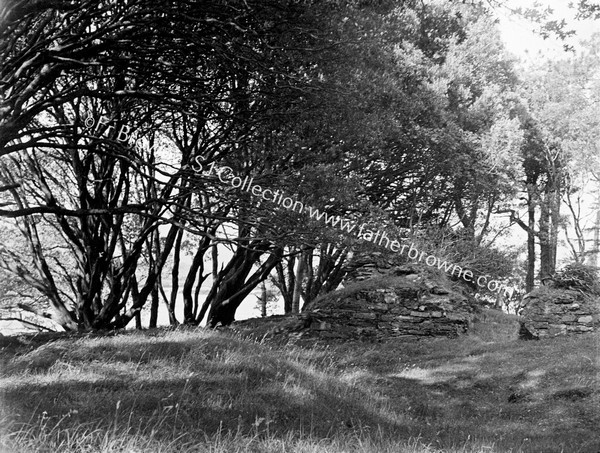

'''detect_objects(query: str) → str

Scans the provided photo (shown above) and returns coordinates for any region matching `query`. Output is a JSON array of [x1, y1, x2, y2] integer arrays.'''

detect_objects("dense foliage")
[[0, 0, 598, 331]]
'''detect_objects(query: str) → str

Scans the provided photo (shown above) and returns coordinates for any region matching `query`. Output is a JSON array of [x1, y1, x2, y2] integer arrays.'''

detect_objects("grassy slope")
[[0, 309, 598, 453]]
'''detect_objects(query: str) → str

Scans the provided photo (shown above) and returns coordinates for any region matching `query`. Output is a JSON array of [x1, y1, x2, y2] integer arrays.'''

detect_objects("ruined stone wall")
[[519, 287, 600, 339], [231, 262, 477, 343], [298, 272, 476, 340]]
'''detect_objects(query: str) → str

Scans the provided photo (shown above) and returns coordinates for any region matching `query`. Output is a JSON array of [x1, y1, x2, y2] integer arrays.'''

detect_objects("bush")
[[409, 227, 517, 286], [552, 263, 600, 294]]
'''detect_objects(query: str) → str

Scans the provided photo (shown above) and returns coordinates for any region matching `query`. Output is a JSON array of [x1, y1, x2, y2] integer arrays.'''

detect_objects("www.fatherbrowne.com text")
[[194, 159, 514, 298]]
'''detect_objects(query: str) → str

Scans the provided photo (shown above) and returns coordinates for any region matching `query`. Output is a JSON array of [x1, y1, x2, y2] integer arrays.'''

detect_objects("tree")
[[0, 0, 342, 330], [446, 17, 523, 240], [515, 36, 600, 286]]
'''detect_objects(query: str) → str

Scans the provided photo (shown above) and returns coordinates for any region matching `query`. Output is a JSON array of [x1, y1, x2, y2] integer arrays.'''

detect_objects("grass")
[[0, 308, 598, 453]]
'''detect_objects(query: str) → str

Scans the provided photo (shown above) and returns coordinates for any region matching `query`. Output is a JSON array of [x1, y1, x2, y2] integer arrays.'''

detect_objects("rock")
[[367, 303, 389, 311], [354, 312, 377, 320], [560, 315, 577, 323], [410, 311, 431, 317], [431, 286, 450, 295]]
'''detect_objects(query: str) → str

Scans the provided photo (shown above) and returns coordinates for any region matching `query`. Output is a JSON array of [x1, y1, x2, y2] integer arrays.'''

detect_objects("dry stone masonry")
[[297, 264, 477, 341], [519, 286, 600, 339], [232, 254, 479, 343]]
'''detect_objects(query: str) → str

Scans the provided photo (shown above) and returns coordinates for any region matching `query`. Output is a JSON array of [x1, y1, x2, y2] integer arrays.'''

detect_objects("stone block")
[[431, 286, 450, 295], [555, 298, 576, 304], [379, 314, 397, 322], [395, 315, 419, 322], [354, 312, 377, 320], [531, 316, 554, 322], [367, 303, 389, 311], [578, 316, 593, 324], [547, 325, 567, 336], [410, 311, 430, 318]]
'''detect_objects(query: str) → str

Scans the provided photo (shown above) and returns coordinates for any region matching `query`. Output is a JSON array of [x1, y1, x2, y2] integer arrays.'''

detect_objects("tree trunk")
[[591, 210, 600, 267], [168, 227, 184, 324], [260, 280, 267, 317], [548, 175, 561, 276], [302, 244, 349, 309], [526, 198, 536, 293], [280, 255, 295, 314], [539, 200, 552, 282], [149, 283, 159, 328], [292, 250, 306, 313], [182, 237, 210, 324], [110, 221, 181, 329], [274, 259, 294, 314], [205, 246, 282, 327]]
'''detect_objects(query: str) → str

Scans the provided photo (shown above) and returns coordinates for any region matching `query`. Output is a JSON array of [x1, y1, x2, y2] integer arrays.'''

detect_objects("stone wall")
[[519, 286, 600, 339], [297, 267, 476, 341], [343, 251, 404, 282]]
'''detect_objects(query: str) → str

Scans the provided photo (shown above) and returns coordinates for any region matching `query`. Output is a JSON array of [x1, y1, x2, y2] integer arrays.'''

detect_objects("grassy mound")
[[0, 310, 598, 453]]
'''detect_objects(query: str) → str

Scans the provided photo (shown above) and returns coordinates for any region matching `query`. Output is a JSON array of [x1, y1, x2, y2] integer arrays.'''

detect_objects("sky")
[[495, 0, 598, 62]]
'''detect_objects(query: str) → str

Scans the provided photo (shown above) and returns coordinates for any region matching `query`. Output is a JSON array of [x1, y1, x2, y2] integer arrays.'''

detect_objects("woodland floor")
[[0, 308, 598, 453]]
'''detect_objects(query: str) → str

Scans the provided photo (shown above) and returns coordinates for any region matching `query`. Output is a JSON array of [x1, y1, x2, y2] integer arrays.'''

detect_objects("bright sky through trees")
[[497, 0, 598, 62]]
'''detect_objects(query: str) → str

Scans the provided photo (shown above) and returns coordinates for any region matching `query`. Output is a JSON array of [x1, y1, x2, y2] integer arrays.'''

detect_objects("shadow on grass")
[[1, 326, 599, 453], [0, 330, 411, 442], [374, 334, 600, 453]]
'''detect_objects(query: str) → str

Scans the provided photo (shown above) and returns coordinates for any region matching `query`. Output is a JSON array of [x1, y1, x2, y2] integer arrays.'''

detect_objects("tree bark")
[[526, 193, 536, 292], [260, 280, 267, 317], [292, 250, 306, 313], [275, 255, 296, 314], [591, 210, 600, 267], [149, 284, 159, 328], [183, 237, 210, 324], [205, 246, 282, 327]]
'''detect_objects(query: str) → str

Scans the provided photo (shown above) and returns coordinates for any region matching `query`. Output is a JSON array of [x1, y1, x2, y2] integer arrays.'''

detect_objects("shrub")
[[552, 263, 600, 294]]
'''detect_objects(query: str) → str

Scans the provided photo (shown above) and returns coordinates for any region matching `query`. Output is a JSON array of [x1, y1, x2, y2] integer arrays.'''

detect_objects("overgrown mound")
[[297, 264, 478, 341]]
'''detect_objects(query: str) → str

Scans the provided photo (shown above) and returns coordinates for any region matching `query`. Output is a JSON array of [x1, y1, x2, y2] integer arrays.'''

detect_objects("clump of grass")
[[0, 416, 506, 453]]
